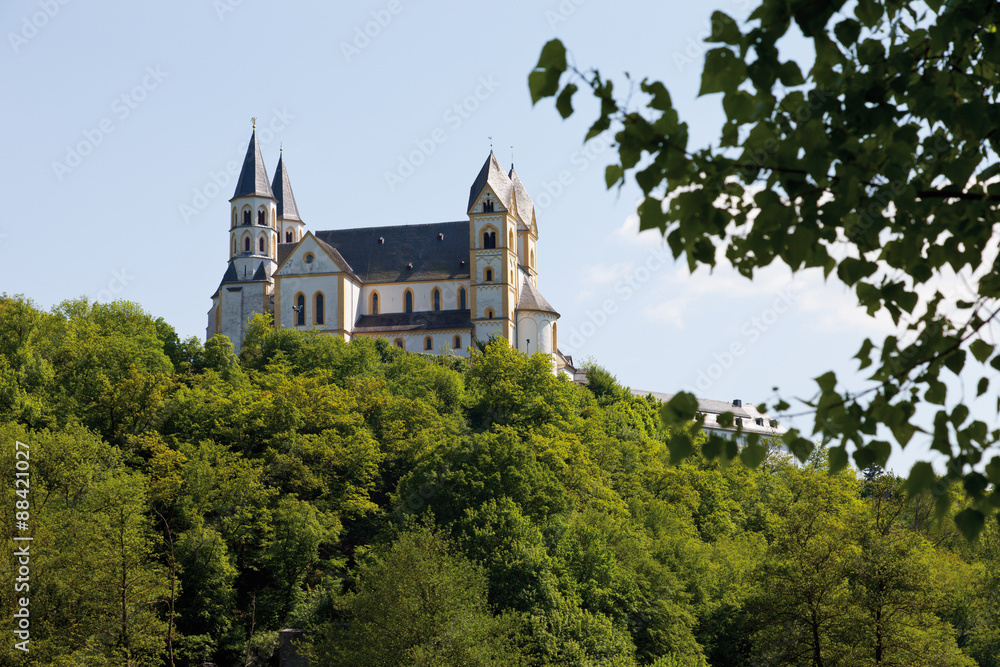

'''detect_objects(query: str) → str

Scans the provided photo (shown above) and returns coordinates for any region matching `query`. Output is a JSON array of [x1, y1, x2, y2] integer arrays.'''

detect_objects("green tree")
[[310, 523, 523, 666], [530, 0, 1000, 536]]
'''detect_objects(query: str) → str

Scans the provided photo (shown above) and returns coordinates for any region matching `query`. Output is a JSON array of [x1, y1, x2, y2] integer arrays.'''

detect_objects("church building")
[[207, 126, 575, 375]]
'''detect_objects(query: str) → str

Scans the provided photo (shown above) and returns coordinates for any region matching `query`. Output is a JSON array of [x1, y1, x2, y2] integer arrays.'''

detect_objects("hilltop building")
[[207, 126, 572, 374]]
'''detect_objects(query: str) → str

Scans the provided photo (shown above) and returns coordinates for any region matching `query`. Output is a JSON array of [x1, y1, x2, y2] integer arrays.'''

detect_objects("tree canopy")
[[530, 0, 1000, 538]]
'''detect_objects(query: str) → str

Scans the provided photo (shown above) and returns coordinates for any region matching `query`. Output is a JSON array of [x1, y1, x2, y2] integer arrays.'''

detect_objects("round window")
[[304, 253, 314, 264]]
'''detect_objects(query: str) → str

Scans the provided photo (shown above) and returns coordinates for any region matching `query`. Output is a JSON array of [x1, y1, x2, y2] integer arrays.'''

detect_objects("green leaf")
[[661, 391, 698, 425], [699, 48, 746, 96], [828, 445, 849, 473], [978, 377, 989, 397], [777, 61, 805, 87], [834, 18, 862, 47], [555, 83, 578, 119], [529, 40, 568, 105], [741, 439, 768, 467], [605, 164, 623, 189], [668, 433, 694, 464], [970, 339, 993, 363], [707, 11, 741, 45], [906, 461, 936, 497], [788, 437, 814, 462], [536, 38, 567, 71], [954, 508, 985, 541]]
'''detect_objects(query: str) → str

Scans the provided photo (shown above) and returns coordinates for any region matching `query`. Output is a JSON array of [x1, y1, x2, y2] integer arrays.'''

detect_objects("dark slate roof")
[[516, 275, 558, 315], [251, 261, 268, 281], [232, 129, 275, 200], [218, 262, 238, 285], [352, 310, 471, 333], [467, 151, 513, 213], [277, 243, 295, 267], [271, 153, 302, 221], [508, 166, 534, 227], [315, 221, 470, 283]]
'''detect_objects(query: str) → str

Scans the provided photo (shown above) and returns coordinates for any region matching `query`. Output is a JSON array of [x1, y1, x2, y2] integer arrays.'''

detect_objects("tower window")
[[314, 292, 324, 325], [509, 230, 514, 248], [232, 209, 237, 227], [453, 335, 461, 349], [482, 231, 496, 249], [371, 291, 379, 315], [257, 209, 266, 226], [394, 338, 405, 350], [404, 290, 413, 314], [286, 231, 293, 242], [459, 287, 466, 310], [482, 199, 494, 213], [424, 336, 433, 351], [259, 237, 265, 253], [485, 308, 494, 319], [244, 237, 251, 252], [484, 268, 493, 283], [296, 293, 305, 326], [432, 288, 441, 311], [243, 210, 251, 225]]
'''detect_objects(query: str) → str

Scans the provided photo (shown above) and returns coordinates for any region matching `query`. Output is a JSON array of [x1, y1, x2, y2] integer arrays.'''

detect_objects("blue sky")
[[2, 0, 978, 473]]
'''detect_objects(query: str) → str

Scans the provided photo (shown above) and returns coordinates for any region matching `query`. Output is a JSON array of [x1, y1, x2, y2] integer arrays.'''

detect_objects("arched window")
[[286, 230, 293, 243], [481, 199, 494, 213], [404, 289, 413, 314], [295, 293, 306, 326], [485, 308, 494, 319], [484, 268, 493, 283], [370, 291, 379, 315], [258, 237, 265, 253], [458, 287, 467, 310], [530, 249, 535, 268], [232, 208, 237, 227], [243, 209, 251, 225], [393, 338, 405, 350], [509, 230, 514, 248], [314, 292, 325, 325], [244, 237, 251, 252], [432, 288, 441, 311], [257, 209, 266, 226], [482, 231, 497, 249], [453, 335, 462, 349], [424, 336, 433, 351], [231, 238, 236, 255]]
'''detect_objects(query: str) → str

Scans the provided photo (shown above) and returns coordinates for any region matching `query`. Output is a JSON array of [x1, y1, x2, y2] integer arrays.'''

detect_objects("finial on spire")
[[280, 142, 283, 153], [488, 136, 493, 149], [510, 145, 514, 166], [251, 116, 256, 129]]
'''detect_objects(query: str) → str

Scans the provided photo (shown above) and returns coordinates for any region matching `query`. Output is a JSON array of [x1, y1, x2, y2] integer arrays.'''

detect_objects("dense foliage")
[[529, 0, 1000, 540], [1, 295, 996, 665]]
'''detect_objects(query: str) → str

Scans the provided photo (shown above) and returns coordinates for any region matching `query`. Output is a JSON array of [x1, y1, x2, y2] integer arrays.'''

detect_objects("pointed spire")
[[467, 151, 513, 213], [271, 152, 302, 222], [507, 165, 534, 227], [232, 126, 275, 200]]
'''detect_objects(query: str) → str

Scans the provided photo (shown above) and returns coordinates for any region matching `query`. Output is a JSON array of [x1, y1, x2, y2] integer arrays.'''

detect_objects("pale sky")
[[2, 0, 986, 474]]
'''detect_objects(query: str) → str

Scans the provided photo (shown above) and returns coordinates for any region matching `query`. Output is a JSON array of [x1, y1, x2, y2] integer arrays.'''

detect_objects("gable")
[[275, 232, 352, 277]]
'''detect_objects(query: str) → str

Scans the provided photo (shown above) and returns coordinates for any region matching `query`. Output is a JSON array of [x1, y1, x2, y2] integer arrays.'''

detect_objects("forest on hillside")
[[1, 294, 998, 666]]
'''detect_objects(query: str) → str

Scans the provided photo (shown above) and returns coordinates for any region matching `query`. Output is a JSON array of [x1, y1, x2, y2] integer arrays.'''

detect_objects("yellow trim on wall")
[[338, 276, 346, 330]]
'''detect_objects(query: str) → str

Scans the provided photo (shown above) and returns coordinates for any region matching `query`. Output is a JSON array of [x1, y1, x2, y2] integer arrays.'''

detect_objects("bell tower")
[[467, 151, 518, 345]]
